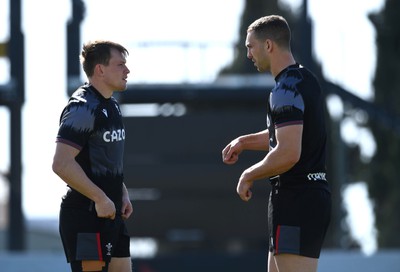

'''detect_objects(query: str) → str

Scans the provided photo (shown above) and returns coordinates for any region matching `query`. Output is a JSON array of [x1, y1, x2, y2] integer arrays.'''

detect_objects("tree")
[[219, 0, 295, 74], [368, 0, 400, 247]]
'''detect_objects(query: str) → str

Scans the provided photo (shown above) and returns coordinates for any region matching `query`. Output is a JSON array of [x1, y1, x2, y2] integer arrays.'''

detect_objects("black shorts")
[[268, 182, 331, 258], [59, 207, 130, 270]]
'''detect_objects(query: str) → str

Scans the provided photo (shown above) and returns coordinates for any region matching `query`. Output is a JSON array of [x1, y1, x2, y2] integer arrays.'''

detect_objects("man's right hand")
[[222, 138, 242, 165], [95, 197, 116, 219]]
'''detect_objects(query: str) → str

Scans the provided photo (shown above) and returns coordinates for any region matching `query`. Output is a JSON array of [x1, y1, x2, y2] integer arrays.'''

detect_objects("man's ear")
[[94, 64, 104, 76], [265, 39, 272, 51]]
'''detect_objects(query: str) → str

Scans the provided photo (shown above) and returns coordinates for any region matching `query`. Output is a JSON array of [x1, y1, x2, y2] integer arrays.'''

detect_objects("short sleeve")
[[270, 89, 304, 128], [56, 101, 95, 150]]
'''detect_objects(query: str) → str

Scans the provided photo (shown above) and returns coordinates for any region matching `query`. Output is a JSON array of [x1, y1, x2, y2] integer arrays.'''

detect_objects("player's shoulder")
[[282, 64, 320, 90], [283, 64, 304, 79], [69, 85, 101, 108]]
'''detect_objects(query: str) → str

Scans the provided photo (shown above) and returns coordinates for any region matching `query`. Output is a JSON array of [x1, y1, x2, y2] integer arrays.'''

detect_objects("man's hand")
[[222, 138, 242, 165], [237, 172, 254, 202], [95, 197, 116, 219], [121, 197, 133, 220]]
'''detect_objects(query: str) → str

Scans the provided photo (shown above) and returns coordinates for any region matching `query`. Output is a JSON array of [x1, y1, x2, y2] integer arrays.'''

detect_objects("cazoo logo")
[[103, 129, 125, 142], [307, 172, 327, 181]]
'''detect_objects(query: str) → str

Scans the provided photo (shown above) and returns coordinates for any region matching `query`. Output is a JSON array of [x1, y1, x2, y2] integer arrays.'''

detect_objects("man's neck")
[[88, 80, 113, 99], [271, 52, 296, 78]]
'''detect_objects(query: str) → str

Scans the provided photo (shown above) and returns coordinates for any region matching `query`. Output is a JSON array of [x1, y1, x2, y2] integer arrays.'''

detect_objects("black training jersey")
[[56, 84, 125, 211], [267, 63, 328, 185]]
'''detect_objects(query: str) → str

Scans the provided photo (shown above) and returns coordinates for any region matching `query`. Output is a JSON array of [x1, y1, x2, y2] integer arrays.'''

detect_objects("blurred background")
[[1, 0, 400, 271]]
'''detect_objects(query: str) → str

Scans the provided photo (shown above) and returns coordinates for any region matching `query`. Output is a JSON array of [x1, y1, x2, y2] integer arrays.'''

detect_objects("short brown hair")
[[80, 40, 129, 77], [247, 15, 291, 49]]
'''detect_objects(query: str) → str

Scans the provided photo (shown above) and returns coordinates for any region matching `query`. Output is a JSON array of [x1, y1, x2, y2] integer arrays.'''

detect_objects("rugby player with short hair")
[[222, 15, 331, 272], [53, 40, 133, 272]]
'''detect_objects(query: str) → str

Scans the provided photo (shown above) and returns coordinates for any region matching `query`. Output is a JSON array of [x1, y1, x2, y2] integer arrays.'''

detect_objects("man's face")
[[102, 48, 130, 92], [245, 30, 270, 73]]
